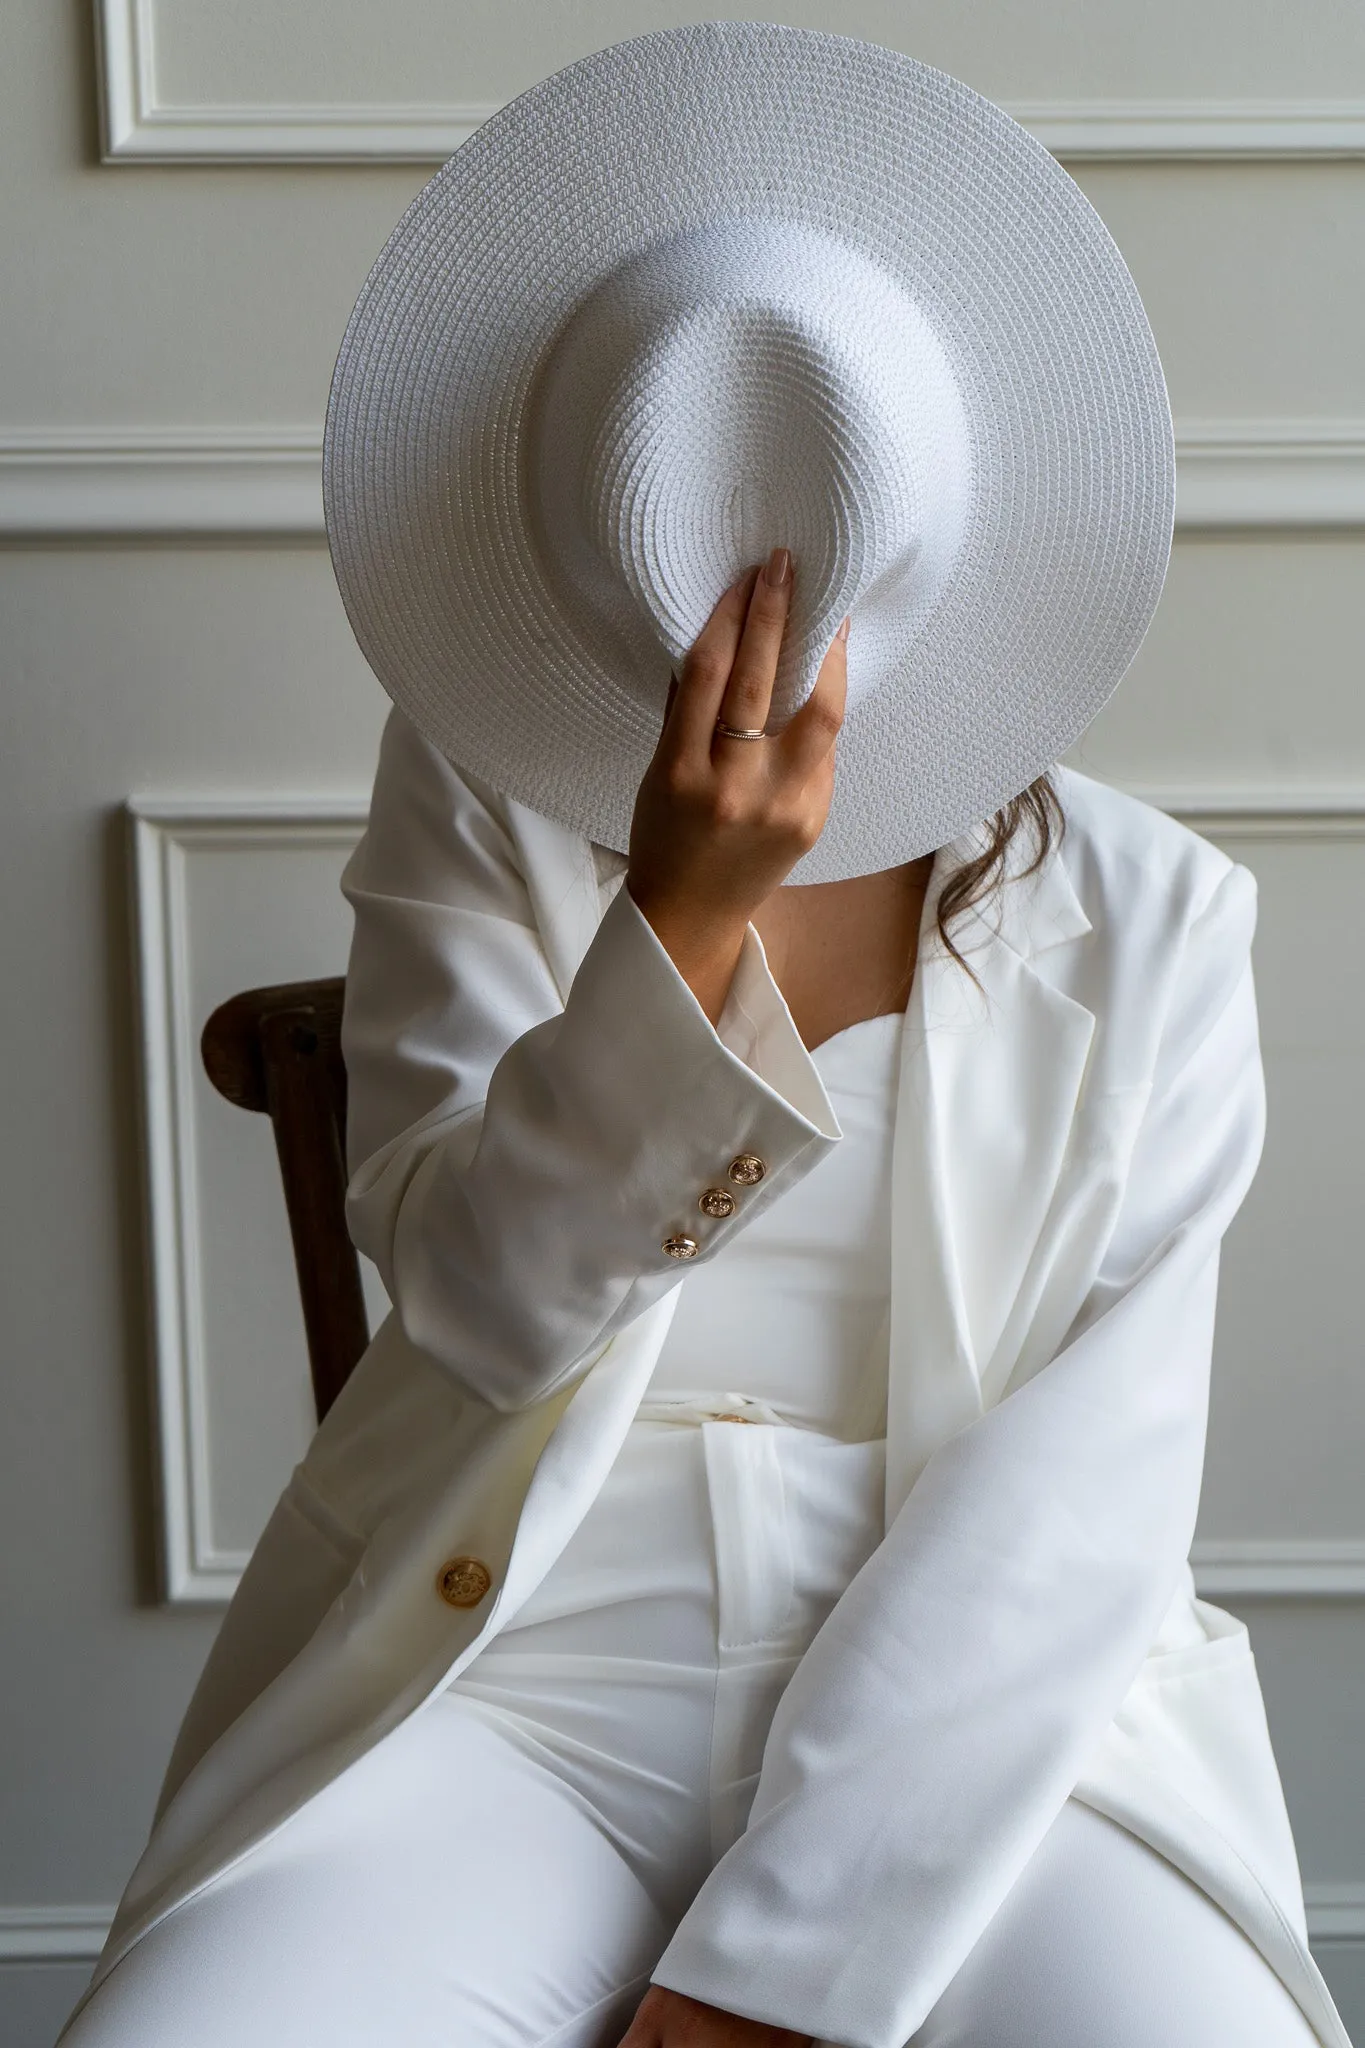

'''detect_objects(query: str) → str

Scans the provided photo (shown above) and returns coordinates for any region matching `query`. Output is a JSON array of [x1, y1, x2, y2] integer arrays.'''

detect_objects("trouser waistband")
[[633, 1392, 797, 1427]]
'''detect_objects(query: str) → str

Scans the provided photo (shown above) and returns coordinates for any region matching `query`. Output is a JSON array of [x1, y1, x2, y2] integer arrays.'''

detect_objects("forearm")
[[626, 876, 750, 1030], [349, 879, 840, 1411]]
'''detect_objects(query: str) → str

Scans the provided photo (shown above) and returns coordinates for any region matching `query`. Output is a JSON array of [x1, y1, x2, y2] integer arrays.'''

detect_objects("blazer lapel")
[[885, 815, 1095, 1525], [501, 776, 1099, 1535]]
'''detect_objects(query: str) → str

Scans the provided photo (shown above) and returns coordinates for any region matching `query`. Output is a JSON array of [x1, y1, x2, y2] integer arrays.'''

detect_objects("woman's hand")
[[616, 1982, 813, 2048], [625, 546, 849, 1025]]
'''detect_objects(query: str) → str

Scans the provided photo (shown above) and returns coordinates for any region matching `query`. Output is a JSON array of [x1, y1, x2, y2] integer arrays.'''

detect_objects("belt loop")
[[701, 1422, 795, 1649]]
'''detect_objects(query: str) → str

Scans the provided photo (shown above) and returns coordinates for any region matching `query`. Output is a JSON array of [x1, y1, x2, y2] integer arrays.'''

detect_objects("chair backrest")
[[200, 977, 369, 1424]]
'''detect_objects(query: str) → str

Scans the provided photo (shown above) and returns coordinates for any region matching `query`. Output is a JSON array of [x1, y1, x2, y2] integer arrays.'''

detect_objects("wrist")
[[624, 878, 750, 1027]]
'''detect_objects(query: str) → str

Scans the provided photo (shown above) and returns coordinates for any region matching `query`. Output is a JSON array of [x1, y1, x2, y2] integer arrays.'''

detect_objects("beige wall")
[[2, 4, 1363, 2040]]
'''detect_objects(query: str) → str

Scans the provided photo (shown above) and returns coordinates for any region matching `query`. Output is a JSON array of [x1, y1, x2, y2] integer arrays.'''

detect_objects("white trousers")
[[64, 1417, 1318, 2048]]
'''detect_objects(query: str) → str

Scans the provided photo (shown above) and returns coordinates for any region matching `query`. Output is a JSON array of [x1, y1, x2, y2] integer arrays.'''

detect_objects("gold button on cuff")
[[714, 1412, 759, 1423], [662, 1233, 700, 1260], [698, 1187, 736, 1219], [727, 1153, 766, 1186], [436, 1556, 492, 1608]]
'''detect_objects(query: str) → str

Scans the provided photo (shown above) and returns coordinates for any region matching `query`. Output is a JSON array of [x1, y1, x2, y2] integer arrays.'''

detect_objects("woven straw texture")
[[322, 20, 1175, 883]]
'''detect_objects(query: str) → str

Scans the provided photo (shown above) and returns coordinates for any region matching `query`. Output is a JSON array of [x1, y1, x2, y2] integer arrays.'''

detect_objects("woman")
[[58, 22, 1351, 2048], [59, 557, 1348, 2048]]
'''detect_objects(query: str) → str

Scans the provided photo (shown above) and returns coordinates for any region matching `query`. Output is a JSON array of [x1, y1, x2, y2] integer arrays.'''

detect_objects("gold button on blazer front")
[[662, 1233, 701, 1259], [698, 1186, 737, 1218], [436, 1556, 493, 1608], [727, 1153, 766, 1186]]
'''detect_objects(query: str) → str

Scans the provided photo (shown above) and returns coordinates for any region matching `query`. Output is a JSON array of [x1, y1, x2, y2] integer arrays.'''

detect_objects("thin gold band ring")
[[714, 720, 768, 740]]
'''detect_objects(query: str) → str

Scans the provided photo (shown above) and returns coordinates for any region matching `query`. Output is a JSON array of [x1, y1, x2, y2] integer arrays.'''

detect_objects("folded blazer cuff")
[[609, 879, 842, 1142]]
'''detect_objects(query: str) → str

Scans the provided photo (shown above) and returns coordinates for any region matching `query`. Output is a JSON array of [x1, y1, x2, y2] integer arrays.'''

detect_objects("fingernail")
[[836, 613, 851, 642], [764, 545, 791, 588]]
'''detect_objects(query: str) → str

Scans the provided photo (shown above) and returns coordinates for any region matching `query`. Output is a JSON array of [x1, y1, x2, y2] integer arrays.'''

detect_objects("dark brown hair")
[[934, 770, 1067, 993]]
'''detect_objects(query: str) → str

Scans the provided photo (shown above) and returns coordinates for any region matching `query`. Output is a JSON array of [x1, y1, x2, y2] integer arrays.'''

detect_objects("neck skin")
[[749, 856, 935, 1054]]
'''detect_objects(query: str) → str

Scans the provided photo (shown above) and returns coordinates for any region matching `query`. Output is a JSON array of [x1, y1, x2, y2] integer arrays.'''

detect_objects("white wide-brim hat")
[[323, 20, 1174, 884]]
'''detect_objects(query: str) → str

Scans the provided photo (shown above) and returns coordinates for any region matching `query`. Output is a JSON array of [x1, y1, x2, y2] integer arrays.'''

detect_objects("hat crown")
[[526, 217, 972, 724], [324, 20, 1176, 881]]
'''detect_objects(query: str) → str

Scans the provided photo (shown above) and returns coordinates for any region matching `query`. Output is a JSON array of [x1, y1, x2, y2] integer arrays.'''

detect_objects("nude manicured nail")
[[764, 546, 791, 587]]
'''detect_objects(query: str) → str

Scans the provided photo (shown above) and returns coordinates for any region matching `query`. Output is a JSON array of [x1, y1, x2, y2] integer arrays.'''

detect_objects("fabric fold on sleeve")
[[340, 706, 841, 1416], [621, 878, 842, 1142]]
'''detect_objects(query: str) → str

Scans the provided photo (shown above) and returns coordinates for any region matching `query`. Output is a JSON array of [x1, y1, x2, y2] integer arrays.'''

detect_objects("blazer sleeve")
[[649, 857, 1268, 2048], [339, 706, 840, 1412]]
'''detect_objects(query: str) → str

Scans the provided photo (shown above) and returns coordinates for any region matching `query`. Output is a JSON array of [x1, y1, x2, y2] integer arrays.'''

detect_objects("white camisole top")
[[640, 1007, 904, 1444]]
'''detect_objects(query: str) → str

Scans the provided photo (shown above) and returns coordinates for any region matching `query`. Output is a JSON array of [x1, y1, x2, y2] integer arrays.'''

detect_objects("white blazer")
[[68, 706, 1350, 2047]]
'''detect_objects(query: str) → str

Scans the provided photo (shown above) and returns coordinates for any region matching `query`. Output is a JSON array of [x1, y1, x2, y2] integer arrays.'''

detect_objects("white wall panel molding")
[[0, 1906, 115, 1963], [128, 797, 369, 1604], [7, 423, 1365, 539], [94, 0, 487, 163], [1307, 1887, 1365, 1943], [1010, 100, 1365, 160], [94, 2, 1365, 163], [1190, 1542, 1365, 1599], [1175, 422, 1365, 529], [128, 792, 1365, 1606], [1120, 789, 1365, 837], [0, 428, 322, 539], [103, 94, 1365, 168]]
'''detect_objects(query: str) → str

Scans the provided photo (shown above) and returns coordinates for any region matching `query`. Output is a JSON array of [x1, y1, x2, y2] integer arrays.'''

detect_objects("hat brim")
[[322, 20, 1174, 883]]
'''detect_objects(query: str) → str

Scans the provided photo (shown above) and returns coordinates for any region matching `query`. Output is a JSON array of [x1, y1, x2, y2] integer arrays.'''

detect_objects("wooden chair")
[[200, 977, 369, 1424]]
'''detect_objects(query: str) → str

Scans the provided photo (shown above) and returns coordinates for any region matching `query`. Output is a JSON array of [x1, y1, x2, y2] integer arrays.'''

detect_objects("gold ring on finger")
[[714, 720, 769, 740]]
